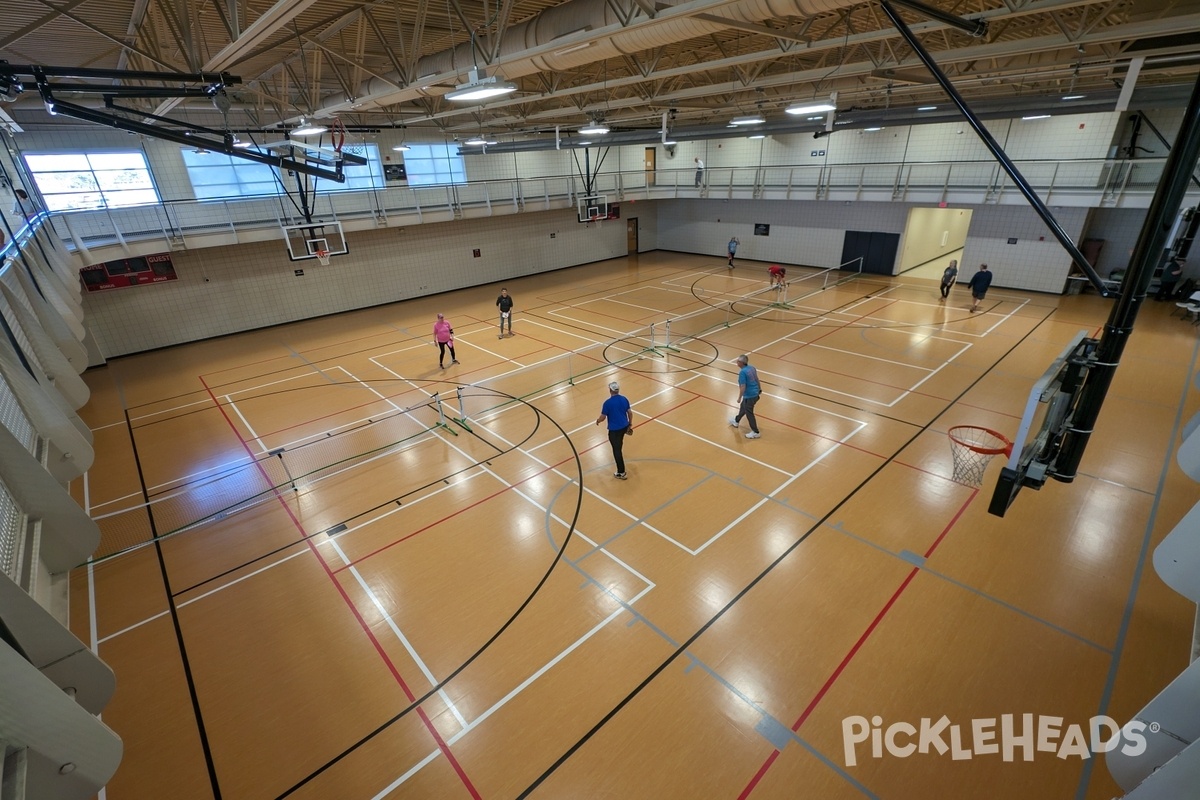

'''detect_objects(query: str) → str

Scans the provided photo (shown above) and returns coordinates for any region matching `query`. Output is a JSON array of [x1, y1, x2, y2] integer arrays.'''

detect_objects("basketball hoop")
[[947, 425, 1013, 487], [315, 249, 331, 266]]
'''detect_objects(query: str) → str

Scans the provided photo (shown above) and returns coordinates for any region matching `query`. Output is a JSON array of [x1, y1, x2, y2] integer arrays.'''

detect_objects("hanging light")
[[445, 66, 517, 102], [729, 113, 765, 126], [292, 117, 328, 136], [392, 144, 411, 152], [785, 101, 836, 116], [579, 119, 609, 135]]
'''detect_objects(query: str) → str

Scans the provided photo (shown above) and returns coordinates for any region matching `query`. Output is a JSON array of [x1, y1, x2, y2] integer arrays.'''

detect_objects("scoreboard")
[[80, 252, 178, 292]]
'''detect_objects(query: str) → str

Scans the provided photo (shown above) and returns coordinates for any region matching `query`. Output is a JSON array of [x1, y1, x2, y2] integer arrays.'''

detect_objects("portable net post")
[[660, 319, 680, 353], [452, 386, 473, 432], [431, 392, 458, 436], [948, 426, 1013, 487], [268, 447, 296, 491]]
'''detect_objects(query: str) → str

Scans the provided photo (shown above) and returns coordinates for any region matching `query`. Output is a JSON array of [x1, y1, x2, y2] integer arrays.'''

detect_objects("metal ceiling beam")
[[152, 0, 322, 117]]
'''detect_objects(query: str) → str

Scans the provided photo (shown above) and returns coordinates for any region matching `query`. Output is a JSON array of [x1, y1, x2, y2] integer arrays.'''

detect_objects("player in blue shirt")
[[730, 354, 762, 438], [596, 381, 634, 479]]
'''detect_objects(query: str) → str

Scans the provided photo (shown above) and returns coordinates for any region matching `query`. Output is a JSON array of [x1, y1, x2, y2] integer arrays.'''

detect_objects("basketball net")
[[315, 249, 331, 266], [947, 425, 1013, 487]]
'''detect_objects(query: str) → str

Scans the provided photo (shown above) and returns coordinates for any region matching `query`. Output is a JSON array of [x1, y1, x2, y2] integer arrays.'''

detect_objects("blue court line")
[[1073, 336, 1200, 800], [830, 521, 1111, 653], [574, 469, 715, 561], [545, 486, 874, 798], [679, 653, 880, 799]]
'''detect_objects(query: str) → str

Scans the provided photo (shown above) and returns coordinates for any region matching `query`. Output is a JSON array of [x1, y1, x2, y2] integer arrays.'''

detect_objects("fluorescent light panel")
[[786, 102, 836, 116], [446, 67, 517, 102], [729, 114, 765, 126], [579, 123, 609, 135], [292, 122, 327, 136]]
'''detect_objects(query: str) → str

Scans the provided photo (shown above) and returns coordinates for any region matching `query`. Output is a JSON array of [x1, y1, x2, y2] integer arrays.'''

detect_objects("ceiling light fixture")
[[1022, 114, 1051, 120], [464, 136, 488, 146], [729, 114, 765, 126], [1062, 95, 1086, 101], [392, 144, 411, 152], [748, 134, 765, 139], [864, 127, 883, 132], [917, 105, 938, 111], [292, 117, 328, 136], [445, 66, 518, 102], [579, 120, 609, 135], [786, 101, 836, 116], [232, 139, 253, 149]]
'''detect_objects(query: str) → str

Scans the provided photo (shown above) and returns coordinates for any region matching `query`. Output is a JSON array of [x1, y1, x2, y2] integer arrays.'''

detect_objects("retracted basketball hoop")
[[948, 425, 1013, 487], [315, 249, 331, 266]]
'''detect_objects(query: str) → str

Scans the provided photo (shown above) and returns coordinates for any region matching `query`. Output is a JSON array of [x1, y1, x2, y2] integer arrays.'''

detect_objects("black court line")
[[515, 303, 1059, 797], [164, 385, 542, 597], [123, 409, 223, 800], [273, 403, 585, 799]]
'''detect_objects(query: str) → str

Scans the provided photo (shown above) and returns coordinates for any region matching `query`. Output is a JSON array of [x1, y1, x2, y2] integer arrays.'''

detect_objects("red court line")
[[198, 375, 482, 799], [336, 394, 704, 570], [736, 491, 976, 798]]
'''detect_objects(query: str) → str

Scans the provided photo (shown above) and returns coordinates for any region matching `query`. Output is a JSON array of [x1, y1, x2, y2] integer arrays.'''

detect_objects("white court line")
[[96, 610, 171, 644], [336, 365, 659, 743], [376, 584, 654, 799], [329, 538, 469, 730], [90, 420, 127, 432], [517, 317, 608, 346], [226, 394, 268, 454], [653, 417, 792, 478], [88, 489, 146, 513], [127, 397, 211, 424], [177, 549, 312, 609], [694, 423, 866, 553]]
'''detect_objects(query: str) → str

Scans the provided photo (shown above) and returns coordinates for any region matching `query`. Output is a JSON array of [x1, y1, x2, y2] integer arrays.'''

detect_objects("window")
[[402, 144, 466, 186], [181, 143, 385, 200], [24, 152, 159, 211]]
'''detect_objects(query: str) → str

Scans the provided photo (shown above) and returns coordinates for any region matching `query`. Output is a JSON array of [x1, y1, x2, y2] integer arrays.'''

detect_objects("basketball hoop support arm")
[[878, 1, 1108, 295], [4, 63, 359, 183], [1052, 71, 1200, 481]]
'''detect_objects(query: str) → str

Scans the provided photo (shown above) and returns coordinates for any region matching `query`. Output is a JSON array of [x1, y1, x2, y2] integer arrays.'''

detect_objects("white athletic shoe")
[[729, 417, 739, 427], [745, 431, 761, 439]]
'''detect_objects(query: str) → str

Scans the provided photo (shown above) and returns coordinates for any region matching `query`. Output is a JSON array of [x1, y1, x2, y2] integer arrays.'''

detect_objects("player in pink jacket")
[[433, 314, 459, 369]]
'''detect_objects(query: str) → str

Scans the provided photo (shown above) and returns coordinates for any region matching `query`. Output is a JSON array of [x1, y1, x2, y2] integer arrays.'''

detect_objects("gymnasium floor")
[[69, 252, 1197, 799]]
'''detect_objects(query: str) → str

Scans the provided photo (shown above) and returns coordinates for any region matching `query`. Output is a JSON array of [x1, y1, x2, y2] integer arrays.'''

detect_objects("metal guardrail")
[[41, 156, 1196, 256]]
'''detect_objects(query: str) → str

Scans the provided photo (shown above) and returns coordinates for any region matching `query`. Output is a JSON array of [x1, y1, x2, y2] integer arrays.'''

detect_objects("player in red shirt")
[[768, 264, 787, 289]]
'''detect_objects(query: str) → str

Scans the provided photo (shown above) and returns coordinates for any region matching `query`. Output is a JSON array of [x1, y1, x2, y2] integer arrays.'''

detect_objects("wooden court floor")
[[68, 252, 1198, 799]]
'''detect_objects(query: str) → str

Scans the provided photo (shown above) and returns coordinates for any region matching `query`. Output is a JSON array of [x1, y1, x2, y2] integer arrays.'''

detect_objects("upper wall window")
[[181, 143, 385, 200], [24, 152, 160, 211], [402, 144, 466, 186]]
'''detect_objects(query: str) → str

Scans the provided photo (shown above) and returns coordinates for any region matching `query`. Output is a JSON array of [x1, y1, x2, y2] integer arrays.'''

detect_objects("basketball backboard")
[[577, 195, 609, 224], [988, 330, 1097, 516], [282, 221, 348, 261]]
